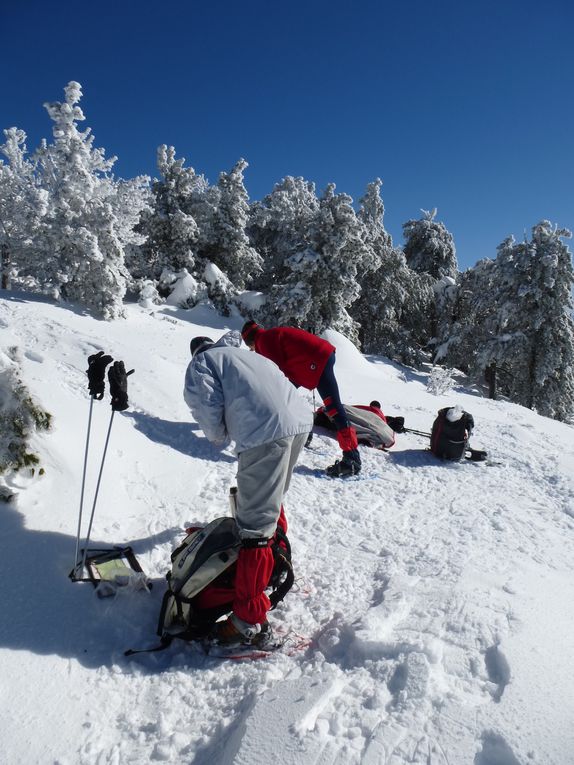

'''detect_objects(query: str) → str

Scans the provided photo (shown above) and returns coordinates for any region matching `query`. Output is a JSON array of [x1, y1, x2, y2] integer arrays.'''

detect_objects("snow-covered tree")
[[352, 181, 435, 363], [403, 208, 458, 280], [353, 245, 434, 365], [287, 183, 373, 339], [357, 177, 392, 257], [248, 176, 320, 324], [0, 129, 48, 289], [441, 223, 574, 420], [434, 258, 498, 385], [32, 82, 147, 319], [484, 223, 574, 420], [199, 159, 262, 290], [402, 209, 458, 350], [250, 181, 372, 337], [131, 145, 204, 286]]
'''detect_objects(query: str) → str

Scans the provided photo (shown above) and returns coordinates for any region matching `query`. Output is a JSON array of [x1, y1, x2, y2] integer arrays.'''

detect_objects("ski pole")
[[72, 396, 95, 575], [79, 409, 116, 576], [403, 427, 432, 438]]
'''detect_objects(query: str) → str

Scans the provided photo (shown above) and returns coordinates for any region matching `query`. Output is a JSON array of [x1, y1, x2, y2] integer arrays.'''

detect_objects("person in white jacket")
[[184, 330, 312, 647]]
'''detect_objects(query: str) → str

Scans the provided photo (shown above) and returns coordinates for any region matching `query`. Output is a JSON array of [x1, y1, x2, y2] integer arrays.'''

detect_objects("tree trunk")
[[485, 363, 497, 400], [1, 243, 10, 290]]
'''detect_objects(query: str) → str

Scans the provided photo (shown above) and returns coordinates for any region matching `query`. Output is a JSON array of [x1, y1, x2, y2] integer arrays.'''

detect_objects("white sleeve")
[[183, 360, 230, 447]]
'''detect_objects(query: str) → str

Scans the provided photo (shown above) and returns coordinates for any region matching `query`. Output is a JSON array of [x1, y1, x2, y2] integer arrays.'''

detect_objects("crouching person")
[[184, 331, 312, 648]]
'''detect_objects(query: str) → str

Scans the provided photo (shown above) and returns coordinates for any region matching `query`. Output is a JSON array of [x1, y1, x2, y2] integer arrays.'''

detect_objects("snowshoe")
[[326, 456, 361, 478], [211, 616, 274, 649]]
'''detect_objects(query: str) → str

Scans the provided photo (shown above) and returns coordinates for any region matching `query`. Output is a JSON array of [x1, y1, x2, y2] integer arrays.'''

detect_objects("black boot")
[[326, 449, 361, 478]]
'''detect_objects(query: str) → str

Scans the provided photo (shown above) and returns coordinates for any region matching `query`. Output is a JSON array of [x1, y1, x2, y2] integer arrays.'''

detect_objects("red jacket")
[[252, 326, 335, 390]]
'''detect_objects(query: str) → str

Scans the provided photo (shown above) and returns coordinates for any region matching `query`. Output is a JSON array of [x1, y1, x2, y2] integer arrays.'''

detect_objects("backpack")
[[126, 516, 294, 655], [430, 407, 474, 461]]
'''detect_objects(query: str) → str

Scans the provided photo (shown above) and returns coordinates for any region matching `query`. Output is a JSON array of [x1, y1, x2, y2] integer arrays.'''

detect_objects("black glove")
[[86, 351, 113, 400], [386, 416, 405, 434], [108, 360, 134, 412]]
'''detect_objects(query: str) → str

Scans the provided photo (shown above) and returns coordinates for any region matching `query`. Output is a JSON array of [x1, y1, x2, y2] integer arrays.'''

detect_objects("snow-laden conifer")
[[0, 129, 48, 289], [357, 178, 392, 255], [131, 145, 204, 287], [249, 175, 320, 290], [403, 208, 458, 279], [199, 159, 261, 290], [354, 246, 434, 365], [33, 82, 148, 319], [296, 183, 373, 339], [486, 223, 574, 420], [249, 176, 320, 326], [352, 179, 433, 363], [402, 208, 459, 350], [441, 223, 574, 420]]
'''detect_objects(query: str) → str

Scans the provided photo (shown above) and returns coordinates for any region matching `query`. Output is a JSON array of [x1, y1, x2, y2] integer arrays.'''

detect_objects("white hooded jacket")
[[183, 331, 312, 454]]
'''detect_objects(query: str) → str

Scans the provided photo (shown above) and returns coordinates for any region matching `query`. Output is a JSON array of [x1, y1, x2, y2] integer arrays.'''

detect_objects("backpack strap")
[[124, 634, 174, 656], [268, 547, 295, 609]]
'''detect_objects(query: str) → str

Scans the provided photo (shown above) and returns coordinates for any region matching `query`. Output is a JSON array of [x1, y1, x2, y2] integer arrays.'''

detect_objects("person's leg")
[[233, 438, 294, 626], [317, 354, 361, 474]]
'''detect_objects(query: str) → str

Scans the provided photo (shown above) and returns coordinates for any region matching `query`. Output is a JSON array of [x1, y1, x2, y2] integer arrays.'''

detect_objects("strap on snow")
[[124, 634, 174, 657]]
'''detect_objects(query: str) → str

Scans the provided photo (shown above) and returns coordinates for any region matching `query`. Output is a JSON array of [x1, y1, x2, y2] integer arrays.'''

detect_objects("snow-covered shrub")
[[427, 365, 455, 396], [164, 268, 207, 309], [0, 349, 51, 475], [202, 261, 236, 315], [137, 279, 163, 309]]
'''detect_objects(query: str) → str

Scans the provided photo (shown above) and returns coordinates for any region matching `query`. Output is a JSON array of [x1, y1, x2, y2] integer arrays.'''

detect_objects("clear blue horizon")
[[2, 0, 573, 270]]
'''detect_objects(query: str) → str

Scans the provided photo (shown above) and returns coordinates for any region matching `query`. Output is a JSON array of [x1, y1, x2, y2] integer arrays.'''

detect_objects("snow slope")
[[1, 291, 574, 765]]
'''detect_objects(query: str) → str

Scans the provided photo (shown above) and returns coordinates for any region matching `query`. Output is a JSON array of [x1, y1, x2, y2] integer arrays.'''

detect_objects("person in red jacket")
[[241, 321, 361, 477]]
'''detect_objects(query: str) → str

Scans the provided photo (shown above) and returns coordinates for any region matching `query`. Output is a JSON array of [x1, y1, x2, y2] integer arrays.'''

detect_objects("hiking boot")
[[212, 615, 271, 646], [249, 621, 274, 649], [326, 449, 361, 478]]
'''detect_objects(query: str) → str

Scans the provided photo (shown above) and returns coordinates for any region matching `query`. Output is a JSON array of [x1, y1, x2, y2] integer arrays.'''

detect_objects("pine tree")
[[33, 82, 147, 319], [357, 178, 392, 255], [352, 181, 434, 363], [443, 223, 574, 421], [435, 257, 498, 384], [301, 183, 373, 339], [402, 208, 459, 351], [355, 246, 434, 365], [249, 176, 320, 324], [403, 208, 458, 279], [200, 158, 262, 290], [0, 129, 47, 289], [488, 223, 574, 420], [131, 145, 204, 286]]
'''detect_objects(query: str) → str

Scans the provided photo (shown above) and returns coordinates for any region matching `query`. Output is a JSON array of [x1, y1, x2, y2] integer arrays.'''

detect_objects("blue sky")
[[2, 0, 573, 270]]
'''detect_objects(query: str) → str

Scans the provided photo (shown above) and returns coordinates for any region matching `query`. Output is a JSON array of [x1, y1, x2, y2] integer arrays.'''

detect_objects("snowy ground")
[[1, 291, 574, 765]]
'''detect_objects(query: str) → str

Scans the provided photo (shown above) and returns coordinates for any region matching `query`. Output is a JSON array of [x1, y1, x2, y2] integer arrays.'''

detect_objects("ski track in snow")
[[2, 295, 574, 765]]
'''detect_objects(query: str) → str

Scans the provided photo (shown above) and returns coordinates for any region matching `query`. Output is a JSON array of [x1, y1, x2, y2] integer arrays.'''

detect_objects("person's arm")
[[183, 359, 230, 446]]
